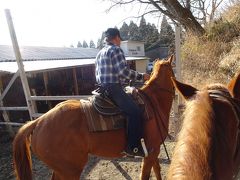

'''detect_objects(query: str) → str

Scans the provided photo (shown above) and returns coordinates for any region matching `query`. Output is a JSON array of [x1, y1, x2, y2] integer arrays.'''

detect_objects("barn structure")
[[0, 43, 149, 124]]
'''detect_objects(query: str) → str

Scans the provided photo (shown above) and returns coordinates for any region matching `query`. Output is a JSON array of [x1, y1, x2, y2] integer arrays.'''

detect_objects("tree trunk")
[[162, 0, 205, 36]]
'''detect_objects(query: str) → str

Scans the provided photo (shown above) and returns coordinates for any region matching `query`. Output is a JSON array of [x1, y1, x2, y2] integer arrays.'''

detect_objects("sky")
[[0, 0, 162, 47]]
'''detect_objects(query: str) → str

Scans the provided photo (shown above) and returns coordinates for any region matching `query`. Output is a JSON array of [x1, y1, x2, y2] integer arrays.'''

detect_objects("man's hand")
[[143, 73, 150, 81]]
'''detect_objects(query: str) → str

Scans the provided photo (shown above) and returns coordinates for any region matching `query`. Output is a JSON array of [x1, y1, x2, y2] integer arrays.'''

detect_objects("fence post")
[[5, 9, 35, 120], [173, 24, 182, 137]]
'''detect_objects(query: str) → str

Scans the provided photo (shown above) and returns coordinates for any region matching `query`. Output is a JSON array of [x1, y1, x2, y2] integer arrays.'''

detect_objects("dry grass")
[[181, 3, 240, 88]]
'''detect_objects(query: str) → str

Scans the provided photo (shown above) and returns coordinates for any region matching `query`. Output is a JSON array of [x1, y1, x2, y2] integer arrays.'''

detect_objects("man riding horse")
[[95, 28, 150, 157]]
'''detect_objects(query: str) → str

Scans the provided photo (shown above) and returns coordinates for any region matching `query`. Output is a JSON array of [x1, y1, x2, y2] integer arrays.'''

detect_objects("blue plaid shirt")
[[95, 43, 142, 84]]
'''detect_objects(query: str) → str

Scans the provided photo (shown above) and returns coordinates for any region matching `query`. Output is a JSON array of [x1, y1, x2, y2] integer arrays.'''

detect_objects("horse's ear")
[[167, 54, 174, 64], [228, 72, 240, 99], [171, 78, 198, 100]]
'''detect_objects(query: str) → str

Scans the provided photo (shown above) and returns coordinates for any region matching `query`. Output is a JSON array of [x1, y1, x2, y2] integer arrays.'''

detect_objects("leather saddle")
[[92, 86, 145, 116]]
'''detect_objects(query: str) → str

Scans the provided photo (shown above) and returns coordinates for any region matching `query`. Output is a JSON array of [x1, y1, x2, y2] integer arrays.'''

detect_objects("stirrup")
[[141, 138, 148, 157]]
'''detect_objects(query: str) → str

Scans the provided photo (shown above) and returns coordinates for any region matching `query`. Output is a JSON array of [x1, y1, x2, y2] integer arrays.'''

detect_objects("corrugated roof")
[[0, 57, 148, 74], [0, 45, 149, 74], [0, 59, 95, 73], [0, 45, 99, 61]]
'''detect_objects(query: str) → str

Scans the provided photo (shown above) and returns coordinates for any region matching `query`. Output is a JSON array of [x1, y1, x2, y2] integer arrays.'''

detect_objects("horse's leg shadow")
[[110, 159, 132, 180], [80, 155, 101, 179]]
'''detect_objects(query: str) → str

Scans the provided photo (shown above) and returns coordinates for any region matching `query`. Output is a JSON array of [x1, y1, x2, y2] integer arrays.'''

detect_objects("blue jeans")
[[102, 83, 144, 149]]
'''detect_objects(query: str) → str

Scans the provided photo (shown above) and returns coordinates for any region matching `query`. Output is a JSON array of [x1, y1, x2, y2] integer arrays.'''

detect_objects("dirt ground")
[[0, 126, 176, 180]]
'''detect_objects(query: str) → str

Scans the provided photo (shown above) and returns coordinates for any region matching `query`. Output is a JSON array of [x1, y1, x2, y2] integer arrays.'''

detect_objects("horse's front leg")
[[153, 157, 162, 180], [141, 157, 153, 180], [140, 152, 160, 180]]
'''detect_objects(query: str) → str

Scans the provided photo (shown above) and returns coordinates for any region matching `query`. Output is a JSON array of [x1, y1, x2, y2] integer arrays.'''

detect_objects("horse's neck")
[[168, 91, 213, 179], [142, 84, 173, 114]]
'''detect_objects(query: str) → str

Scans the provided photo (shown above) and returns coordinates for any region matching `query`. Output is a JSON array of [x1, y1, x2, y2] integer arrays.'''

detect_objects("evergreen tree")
[[128, 21, 140, 41], [138, 17, 147, 41], [119, 22, 129, 40], [159, 15, 174, 46], [70, 44, 74, 48], [144, 23, 160, 50], [97, 32, 105, 49], [82, 40, 88, 48], [89, 40, 96, 48], [77, 41, 82, 48]]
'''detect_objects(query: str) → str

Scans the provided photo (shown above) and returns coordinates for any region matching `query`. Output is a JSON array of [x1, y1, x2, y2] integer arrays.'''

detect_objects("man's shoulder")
[[105, 44, 121, 51], [98, 44, 123, 56]]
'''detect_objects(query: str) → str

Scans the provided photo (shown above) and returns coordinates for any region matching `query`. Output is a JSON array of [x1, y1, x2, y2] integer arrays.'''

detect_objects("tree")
[[106, 0, 224, 36], [77, 41, 82, 48], [159, 15, 174, 46], [118, 18, 160, 50], [138, 17, 148, 41], [144, 23, 160, 50], [128, 21, 141, 40], [89, 40, 96, 48], [97, 32, 105, 49], [82, 40, 88, 48], [189, 0, 224, 25], [119, 22, 129, 40]]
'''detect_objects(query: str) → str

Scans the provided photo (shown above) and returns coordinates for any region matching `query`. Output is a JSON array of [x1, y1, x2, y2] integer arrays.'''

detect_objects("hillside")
[[181, 2, 240, 88]]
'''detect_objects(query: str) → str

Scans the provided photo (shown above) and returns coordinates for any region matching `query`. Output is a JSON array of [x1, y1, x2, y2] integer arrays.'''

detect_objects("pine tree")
[[128, 21, 140, 41], [82, 40, 88, 48], [77, 41, 82, 48], [119, 22, 129, 40], [97, 32, 105, 49], [144, 23, 160, 50], [138, 17, 147, 41], [89, 40, 96, 48], [159, 15, 174, 46]]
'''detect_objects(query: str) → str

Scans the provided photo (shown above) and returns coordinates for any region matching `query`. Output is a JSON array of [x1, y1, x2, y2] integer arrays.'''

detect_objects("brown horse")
[[13, 55, 175, 180], [168, 73, 240, 180]]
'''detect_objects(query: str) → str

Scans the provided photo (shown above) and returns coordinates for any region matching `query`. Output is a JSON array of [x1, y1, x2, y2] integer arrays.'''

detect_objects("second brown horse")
[[168, 73, 240, 180]]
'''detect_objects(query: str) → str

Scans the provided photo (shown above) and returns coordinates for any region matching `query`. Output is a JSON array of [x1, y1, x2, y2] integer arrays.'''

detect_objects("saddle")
[[92, 92, 121, 116], [92, 86, 145, 116], [81, 86, 152, 132]]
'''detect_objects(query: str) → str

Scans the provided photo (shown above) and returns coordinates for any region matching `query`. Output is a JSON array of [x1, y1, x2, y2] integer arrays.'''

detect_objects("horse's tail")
[[13, 119, 39, 180]]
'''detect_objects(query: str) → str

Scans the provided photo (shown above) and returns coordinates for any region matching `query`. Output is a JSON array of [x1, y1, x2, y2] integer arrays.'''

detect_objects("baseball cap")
[[105, 28, 123, 40]]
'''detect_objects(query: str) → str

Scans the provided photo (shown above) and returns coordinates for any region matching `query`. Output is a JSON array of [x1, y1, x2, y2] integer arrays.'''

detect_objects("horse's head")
[[171, 72, 240, 101], [169, 72, 240, 180], [143, 55, 175, 94]]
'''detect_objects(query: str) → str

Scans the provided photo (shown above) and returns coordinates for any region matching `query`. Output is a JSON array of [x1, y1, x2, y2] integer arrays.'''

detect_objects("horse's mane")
[[168, 90, 214, 179]]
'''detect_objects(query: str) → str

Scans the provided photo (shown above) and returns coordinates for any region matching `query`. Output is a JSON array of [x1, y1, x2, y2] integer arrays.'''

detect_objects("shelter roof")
[[0, 45, 99, 62], [0, 45, 148, 74]]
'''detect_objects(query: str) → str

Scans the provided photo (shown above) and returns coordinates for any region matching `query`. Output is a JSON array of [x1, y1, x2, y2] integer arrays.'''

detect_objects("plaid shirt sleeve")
[[112, 47, 143, 81]]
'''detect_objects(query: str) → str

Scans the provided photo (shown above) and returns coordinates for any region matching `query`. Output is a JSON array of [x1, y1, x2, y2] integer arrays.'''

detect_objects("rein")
[[139, 88, 172, 160]]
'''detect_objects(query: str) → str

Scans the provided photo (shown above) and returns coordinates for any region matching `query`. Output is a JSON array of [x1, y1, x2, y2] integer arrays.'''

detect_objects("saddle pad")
[[80, 99, 126, 132]]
